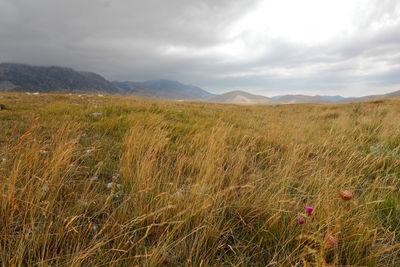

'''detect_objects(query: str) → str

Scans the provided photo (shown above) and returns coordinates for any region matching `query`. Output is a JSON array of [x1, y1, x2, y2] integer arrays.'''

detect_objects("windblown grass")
[[0, 92, 399, 266]]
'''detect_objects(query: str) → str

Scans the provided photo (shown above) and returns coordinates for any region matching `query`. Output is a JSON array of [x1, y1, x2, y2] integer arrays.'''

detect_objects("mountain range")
[[0, 63, 399, 104]]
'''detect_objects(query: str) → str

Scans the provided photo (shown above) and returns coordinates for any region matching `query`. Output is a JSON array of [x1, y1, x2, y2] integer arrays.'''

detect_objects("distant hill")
[[349, 90, 400, 102], [211, 92, 343, 105], [113, 80, 215, 100], [272, 95, 331, 104], [209, 90, 277, 104], [316, 95, 347, 102], [0, 63, 121, 94]]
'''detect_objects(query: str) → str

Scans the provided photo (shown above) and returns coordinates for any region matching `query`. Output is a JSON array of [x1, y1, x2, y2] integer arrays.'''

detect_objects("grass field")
[[0, 93, 399, 266]]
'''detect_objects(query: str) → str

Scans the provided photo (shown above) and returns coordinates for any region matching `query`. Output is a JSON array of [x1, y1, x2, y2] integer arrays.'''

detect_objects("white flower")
[[107, 182, 121, 189], [42, 183, 49, 197]]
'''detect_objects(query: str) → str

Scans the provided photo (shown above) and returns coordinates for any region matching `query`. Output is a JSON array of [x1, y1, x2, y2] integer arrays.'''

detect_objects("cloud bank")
[[0, 0, 399, 96]]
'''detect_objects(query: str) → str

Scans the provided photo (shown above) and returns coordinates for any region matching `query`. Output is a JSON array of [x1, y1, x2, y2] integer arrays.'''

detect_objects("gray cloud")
[[0, 0, 400, 96]]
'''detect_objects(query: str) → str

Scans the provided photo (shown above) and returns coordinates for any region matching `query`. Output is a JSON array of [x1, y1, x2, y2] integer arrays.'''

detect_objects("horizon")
[[1, 0, 399, 97], [1, 61, 387, 99]]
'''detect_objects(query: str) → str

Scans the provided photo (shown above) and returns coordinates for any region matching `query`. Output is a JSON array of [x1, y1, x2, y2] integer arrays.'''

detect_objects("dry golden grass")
[[0, 92, 399, 266]]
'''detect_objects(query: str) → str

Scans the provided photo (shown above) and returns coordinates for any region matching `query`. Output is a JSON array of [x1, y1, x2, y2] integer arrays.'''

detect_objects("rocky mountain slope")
[[0, 63, 121, 94]]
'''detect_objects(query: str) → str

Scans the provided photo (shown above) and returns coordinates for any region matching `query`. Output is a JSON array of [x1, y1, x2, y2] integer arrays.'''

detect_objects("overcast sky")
[[1, 0, 399, 96]]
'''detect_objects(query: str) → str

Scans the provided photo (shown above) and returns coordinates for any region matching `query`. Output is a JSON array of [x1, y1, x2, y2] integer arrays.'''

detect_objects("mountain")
[[272, 95, 332, 104], [113, 80, 215, 100], [0, 63, 121, 94], [208, 90, 277, 104]]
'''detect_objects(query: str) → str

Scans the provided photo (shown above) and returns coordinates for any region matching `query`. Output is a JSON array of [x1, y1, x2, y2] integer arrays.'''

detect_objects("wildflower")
[[305, 206, 314, 216], [42, 183, 49, 197], [326, 235, 338, 247], [162, 260, 169, 265], [39, 149, 49, 155], [297, 217, 305, 225], [339, 190, 353, 201], [107, 182, 122, 189]]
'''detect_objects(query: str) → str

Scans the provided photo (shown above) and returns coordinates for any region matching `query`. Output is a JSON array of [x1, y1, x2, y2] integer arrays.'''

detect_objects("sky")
[[0, 0, 400, 97]]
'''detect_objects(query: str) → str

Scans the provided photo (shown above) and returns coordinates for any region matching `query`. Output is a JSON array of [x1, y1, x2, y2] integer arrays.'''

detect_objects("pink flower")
[[305, 206, 314, 216], [326, 235, 338, 247], [297, 217, 305, 225]]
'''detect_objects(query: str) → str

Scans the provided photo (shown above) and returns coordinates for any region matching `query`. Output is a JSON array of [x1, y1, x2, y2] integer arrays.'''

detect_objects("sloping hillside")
[[273, 94, 332, 104], [209, 90, 276, 104], [352, 90, 400, 102], [114, 80, 215, 100]]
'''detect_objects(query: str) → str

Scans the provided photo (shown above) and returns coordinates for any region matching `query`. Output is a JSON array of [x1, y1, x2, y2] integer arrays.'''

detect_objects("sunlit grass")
[[0, 92, 399, 265]]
